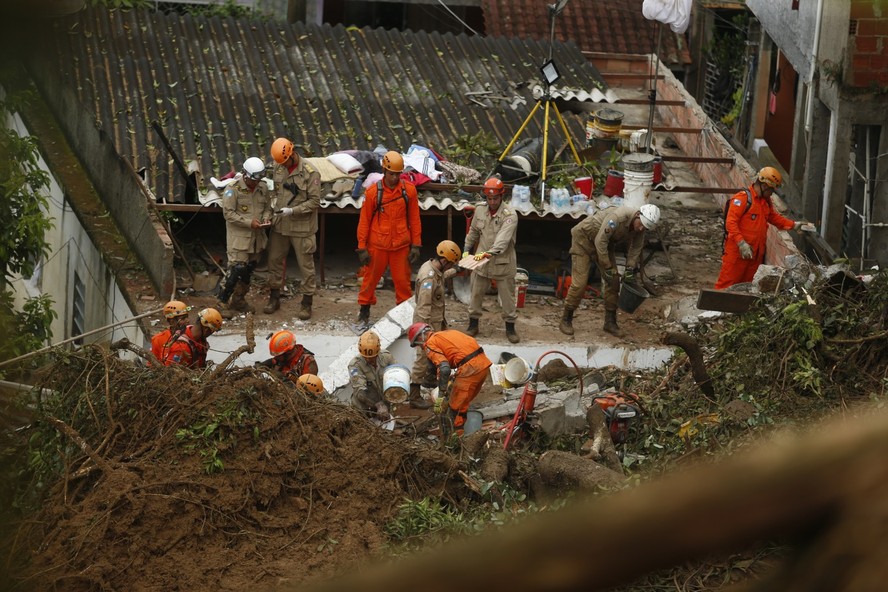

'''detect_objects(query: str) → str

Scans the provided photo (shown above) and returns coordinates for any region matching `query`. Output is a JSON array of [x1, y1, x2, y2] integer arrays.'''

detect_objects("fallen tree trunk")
[[479, 447, 510, 483], [662, 331, 714, 396], [295, 409, 888, 592], [537, 450, 626, 492]]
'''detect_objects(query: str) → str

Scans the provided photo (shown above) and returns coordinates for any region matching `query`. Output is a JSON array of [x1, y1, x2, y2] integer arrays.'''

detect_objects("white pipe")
[[820, 113, 838, 239], [804, 0, 826, 134]]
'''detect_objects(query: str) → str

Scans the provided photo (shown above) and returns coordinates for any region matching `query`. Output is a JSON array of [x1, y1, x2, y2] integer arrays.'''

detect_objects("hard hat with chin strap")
[[436, 240, 461, 264], [358, 331, 381, 358], [638, 204, 661, 230], [407, 322, 431, 346], [382, 151, 404, 173], [483, 177, 504, 196], [198, 308, 223, 332], [163, 300, 191, 319], [269, 330, 296, 357], [757, 166, 783, 189], [297, 373, 324, 395]]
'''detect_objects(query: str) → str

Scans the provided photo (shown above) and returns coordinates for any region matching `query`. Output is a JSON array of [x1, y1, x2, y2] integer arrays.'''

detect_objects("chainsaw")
[[592, 392, 643, 444]]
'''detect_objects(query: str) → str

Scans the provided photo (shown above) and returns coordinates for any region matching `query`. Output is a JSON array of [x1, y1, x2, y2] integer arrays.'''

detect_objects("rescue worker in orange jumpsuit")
[[715, 167, 803, 289], [163, 308, 223, 369], [408, 322, 492, 436], [151, 300, 191, 363], [264, 330, 319, 384], [355, 151, 422, 326]]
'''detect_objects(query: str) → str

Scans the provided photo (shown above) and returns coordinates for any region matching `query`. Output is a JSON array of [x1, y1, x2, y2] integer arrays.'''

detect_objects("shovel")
[[452, 272, 472, 305]]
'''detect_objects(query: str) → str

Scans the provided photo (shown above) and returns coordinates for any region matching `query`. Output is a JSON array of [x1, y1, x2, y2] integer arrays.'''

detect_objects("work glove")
[[434, 396, 448, 414], [473, 252, 491, 261], [623, 267, 639, 284], [356, 248, 371, 266], [408, 245, 421, 264], [283, 182, 298, 194], [738, 240, 754, 260], [601, 267, 619, 282], [462, 251, 470, 259], [278, 207, 294, 217]]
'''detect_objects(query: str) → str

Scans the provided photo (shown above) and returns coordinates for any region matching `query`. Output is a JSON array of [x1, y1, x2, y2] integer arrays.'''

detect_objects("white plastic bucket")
[[383, 364, 410, 403], [623, 169, 654, 208], [463, 410, 484, 436], [504, 357, 532, 386]]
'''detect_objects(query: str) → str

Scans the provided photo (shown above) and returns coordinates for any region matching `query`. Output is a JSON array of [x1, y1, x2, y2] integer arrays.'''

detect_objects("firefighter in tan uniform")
[[349, 331, 397, 420], [218, 157, 273, 317], [464, 177, 520, 343], [264, 138, 321, 320], [559, 204, 660, 338], [407, 240, 461, 409]]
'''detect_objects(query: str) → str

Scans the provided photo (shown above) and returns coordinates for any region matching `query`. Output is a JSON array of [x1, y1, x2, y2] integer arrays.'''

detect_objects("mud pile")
[[12, 349, 458, 591]]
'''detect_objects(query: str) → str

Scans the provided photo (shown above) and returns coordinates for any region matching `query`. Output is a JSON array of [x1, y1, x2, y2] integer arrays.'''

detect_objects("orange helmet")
[[269, 330, 296, 357], [163, 300, 191, 319], [757, 166, 783, 189], [296, 373, 324, 395], [436, 240, 461, 264], [381, 151, 404, 173], [358, 331, 381, 358], [407, 322, 431, 347], [483, 177, 505, 196], [197, 308, 223, 332], [271, 138, 294, 164]]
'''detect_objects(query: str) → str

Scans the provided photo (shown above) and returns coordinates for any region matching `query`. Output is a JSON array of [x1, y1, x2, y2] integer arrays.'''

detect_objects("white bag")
[[327, 152, 364, 175]]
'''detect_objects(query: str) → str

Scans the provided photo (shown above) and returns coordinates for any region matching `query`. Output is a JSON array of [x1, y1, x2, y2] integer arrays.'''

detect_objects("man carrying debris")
[[163, 308, 223, 369], [463, 176, 520, 344], [407, 240, 462, 409], [264, 138, 321, 320], [151, 300, 191, 363], [408, 322, 492, 436], [559, 204, 660, 338], [264, 329, 318, 383], [218, 157, 273, 317], [715, 167, 805, 290], [349, 331, 397, 420], [355, 151, 422, 327]]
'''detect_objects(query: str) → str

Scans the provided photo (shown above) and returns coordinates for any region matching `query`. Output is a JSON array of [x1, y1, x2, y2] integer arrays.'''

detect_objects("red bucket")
[[652, 157, 663, 185], [574, 176, 594, 198], [603, 170, 624, 197], [516, 283, 527, 308]]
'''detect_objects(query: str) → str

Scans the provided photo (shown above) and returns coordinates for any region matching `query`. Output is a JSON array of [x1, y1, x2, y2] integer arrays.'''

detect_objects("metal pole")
[[645, 24, 663, 153], [0, 307, 164, 370]]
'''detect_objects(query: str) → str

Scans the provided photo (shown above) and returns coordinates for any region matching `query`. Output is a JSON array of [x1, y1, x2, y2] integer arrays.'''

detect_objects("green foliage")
[[175, 390, 262, 473], [385, 497, 471, 544], [85, 0, 152, 8], [446, 131, 501, 168], [0, 292, 56, 366]]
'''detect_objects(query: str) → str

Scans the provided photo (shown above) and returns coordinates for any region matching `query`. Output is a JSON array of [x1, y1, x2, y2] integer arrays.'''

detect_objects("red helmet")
[[269, 330, 296, 357], [407, 322, 431, 347], [483, 177, 504, 196]]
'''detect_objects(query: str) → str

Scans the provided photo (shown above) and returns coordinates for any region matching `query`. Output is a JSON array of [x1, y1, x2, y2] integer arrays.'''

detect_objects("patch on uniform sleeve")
[[733, 198, 742, 206], [608, 219, 616, 229], [421, 281, 433, 290], [426, 270, 435, 277], [349, 368, 359, 376], [223, 187, 235, 198]]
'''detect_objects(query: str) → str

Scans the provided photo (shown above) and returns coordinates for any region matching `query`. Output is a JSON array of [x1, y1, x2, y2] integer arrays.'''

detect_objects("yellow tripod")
[[497, 92, 583, 197]]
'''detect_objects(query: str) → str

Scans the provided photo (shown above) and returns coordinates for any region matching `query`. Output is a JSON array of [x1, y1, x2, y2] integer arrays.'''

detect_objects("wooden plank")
[[696, 288, 760, 313], [661, 155, 735, 164]]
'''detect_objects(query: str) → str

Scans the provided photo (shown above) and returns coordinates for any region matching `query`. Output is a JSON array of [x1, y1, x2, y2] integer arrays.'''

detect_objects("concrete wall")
[[4, 109, 147, 350], [25, 61, 175, 297], [747, 0, 821, 82]]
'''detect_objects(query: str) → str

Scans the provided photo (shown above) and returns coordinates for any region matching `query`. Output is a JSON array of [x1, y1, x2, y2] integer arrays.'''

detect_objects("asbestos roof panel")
[[42, 8, 609, 202], [483, 0, 691, 68]]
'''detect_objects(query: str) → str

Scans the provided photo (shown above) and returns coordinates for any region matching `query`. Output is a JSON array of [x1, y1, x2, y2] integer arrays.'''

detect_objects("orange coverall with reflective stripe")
[[163, 326, 209, 369], [423, 330, 492, 427], [357, 179, 422, 306], [715, 185, 794, 289]]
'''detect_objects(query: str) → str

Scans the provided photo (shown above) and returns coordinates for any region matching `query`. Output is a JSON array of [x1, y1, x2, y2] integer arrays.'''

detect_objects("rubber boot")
[[263, 289, 281, 314], [603, 310, 624, 338], [465, 317, 479, 337], [559, 307, 575, 336], [358, 304, 371, 324], [505, 321, 520, 344], [297, 294, 313, 321], [408, 383, 432, 409], [218, 299, 235, 320], [231, 281, 255, 314]]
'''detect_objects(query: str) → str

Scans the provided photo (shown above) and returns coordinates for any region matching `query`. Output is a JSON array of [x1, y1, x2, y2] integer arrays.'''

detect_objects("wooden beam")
[[661, 155, 735, 164]]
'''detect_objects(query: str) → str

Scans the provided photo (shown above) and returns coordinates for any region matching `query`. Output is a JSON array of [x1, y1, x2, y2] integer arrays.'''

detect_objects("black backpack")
[[722, 188, 753, 251]]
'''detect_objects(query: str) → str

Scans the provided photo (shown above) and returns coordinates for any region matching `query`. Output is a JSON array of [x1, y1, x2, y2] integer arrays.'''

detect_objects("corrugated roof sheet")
[[482, 0, 691, 68], [42, 8, 609, 202]]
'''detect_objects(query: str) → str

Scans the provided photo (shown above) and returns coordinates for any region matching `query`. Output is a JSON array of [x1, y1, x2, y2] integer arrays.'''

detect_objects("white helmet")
[[638, 204, 660, 230], [243, 157, 266, 180]]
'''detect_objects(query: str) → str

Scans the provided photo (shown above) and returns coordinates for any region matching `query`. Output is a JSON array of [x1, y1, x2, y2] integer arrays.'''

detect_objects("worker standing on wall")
[[715, 167, 804, 289], [355, 151, 422, 327], [264, 138, 321, 320], [463, 177, 520, 344]]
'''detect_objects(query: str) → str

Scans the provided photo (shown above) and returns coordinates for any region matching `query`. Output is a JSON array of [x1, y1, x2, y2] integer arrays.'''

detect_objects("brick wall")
[[849, 0, 888, 88]]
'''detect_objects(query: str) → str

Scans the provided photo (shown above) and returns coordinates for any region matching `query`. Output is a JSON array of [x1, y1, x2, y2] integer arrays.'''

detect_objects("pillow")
[[327, 152, 364, 175]]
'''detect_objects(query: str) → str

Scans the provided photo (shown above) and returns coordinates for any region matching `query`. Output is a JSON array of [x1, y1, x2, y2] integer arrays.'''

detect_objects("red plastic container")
[[652, 157, 663, 185], [603, 170, 625, 197], [574, 176, 594, 198]]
